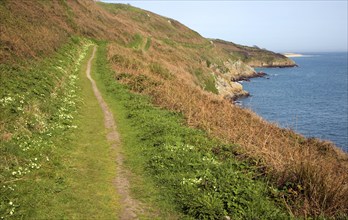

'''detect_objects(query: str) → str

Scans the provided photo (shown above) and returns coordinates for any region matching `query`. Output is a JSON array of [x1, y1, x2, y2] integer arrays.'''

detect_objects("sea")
[[239, 52, 348, 152]]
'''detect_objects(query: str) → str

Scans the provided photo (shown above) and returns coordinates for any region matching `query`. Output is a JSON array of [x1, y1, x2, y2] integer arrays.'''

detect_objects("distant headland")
[[282, 53, 304, 57]]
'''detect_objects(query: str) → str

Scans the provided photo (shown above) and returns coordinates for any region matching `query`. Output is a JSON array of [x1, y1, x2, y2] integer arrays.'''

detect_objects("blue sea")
[[239, 52, 348, 151]]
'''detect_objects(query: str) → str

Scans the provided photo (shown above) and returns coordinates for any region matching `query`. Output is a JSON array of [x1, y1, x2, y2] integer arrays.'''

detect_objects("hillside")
[[0, 0, 295, 100], [212, 39, 297, 67], [1, 0, 347, 219]]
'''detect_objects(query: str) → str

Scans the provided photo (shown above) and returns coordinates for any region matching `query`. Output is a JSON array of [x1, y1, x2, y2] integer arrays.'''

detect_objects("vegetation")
[[192, 68, 218, 94], [94, 43, 288, 219], [1, 38, 86, 218], [145, 37, 152, 51], [0, 38, 120, 219], [149, 62, 174, 80], [128, 34, 144, 50], [212, 39, 296, 67], [107, 35, 348, 217], [0, 0, 347, 219], [101, 4, 347, 218]]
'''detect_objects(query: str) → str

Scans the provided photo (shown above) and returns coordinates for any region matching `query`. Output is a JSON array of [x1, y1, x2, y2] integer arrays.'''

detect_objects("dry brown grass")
[[107, 38, 348, 217], [0, 0, 136, 64], [0, 0, 72, 63]]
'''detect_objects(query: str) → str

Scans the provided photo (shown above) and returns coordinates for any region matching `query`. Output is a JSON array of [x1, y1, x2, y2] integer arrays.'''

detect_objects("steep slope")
[[0, 0, 126, 63], [0, 0, 295, 100], [98, 3, 348, 217], [1, 0, 347, 218]]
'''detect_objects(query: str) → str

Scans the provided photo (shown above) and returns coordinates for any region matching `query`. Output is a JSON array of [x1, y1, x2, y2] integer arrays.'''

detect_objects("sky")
[[101, 0, 348, 53]]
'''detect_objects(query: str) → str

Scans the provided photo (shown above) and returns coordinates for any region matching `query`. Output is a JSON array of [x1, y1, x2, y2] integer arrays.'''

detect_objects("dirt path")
[[86, 46, 143, 219]]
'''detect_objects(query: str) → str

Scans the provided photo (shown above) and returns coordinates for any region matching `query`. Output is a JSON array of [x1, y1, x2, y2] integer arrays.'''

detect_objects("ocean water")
[[239, 52, 348, 151]]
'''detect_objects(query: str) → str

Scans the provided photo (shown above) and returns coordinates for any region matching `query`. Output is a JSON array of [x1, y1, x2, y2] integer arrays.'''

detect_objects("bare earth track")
[[86, 46, 143, 219]]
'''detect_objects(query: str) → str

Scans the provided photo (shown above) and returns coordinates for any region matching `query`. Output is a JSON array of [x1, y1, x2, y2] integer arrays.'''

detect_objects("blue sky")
[[101, 1, 348, 53]]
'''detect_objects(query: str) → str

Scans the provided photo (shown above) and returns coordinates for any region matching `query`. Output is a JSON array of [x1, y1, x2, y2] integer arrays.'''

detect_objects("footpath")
[[85, 46, 143, 219]]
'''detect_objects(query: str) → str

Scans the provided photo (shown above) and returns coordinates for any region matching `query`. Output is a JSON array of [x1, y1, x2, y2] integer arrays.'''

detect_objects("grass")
[[128, 34, 144, 50], [193, 68, 218, 94], [145, 37, 152, 51], [0, 39, 118, 219], [93, 42, 289, 219], [106, 36, 348, 219], [1, 37, 89, 218], [93, 42, 180, 219], [149, 62, 173, 80], [42, 45, 119, 219]]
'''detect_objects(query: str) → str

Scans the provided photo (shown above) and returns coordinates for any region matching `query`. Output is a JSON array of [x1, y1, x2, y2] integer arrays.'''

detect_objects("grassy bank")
[[45, 44, 119, 219], [93, 42, 289, 219], [0, 39, 118, 219]]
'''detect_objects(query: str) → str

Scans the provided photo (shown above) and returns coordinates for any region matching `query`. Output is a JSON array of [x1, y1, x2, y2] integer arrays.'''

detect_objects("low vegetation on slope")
[[0, 38, 119, 219], [1, 0, 347, 218], [95, 43, 289, 219], [98, 3, 348, 218]]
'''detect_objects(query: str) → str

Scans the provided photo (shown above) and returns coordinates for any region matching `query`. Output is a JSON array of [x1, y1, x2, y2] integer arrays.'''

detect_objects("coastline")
[[282, 53, 304, 57], [231, 63, 297, 101], [237, 54, 348, 151]]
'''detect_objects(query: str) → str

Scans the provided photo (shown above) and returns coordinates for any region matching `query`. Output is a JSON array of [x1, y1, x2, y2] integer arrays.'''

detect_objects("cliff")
[[212, 39, 297, 68], [209, 60, 255, 99]]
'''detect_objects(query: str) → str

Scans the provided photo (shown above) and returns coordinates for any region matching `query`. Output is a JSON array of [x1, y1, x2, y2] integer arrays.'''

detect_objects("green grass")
[[128, 33, 144, 50], [145, 37, 152, 51], [94, 42, 290, 219], [0, 39, 118, 219], [1, 37, 89, 218], [0, 37, 290, 219], [93, 42, 180, 219], [193, 68, 219, 94], [149, 62, 173, 80], [41, 45, 119, 219]]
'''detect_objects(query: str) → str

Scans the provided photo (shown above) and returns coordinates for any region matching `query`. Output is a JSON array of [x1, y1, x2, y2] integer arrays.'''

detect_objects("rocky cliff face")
[[246, 58, 297, 68], [209, 60, 256, 100], [212, 58, 297, 100], [215, 76, 248, 100], [207, 39, 297, 100], [223, 60, 256, 80]]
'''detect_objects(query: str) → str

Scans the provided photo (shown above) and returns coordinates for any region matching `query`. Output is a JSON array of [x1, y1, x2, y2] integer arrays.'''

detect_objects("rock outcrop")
[[215, 75, 249, 100], [223, 60, 256, 81], [210, 60, 255, 100], [211, 58, 294, 100], [246, 59, 297, 68]]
